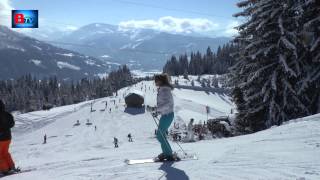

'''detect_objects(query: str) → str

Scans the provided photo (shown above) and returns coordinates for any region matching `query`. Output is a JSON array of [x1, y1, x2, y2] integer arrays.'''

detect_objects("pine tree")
[[231, 87, 248, 132], [163, 44, 237, 76], [296, 0, 320, 114], [231, 0, 320, 132], [0, 66, 136, 112]]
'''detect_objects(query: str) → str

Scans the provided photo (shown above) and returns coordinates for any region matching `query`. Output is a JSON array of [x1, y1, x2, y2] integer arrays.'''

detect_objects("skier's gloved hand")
[[152, 111, 159, 117], [146, 105, 157, 112], [148, 106, 157, 112], [150, 106, 157, 112]]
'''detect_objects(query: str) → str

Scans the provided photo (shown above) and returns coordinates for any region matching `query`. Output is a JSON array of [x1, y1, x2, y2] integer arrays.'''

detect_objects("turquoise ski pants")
[[156, 112, 174, 156]]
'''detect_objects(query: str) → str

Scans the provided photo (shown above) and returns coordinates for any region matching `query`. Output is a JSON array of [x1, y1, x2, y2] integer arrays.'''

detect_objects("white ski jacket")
[[157, 86, 174, 115]]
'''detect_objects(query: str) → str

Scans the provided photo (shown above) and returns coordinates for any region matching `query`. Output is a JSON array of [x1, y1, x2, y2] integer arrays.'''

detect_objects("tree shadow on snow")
[[159, 162, 189, 180]]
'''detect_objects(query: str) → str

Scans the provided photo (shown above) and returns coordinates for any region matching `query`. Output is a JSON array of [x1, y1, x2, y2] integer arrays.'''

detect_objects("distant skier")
[[187, 118, 195, 142], [74, 120, 80, 127], [105, 101, 108, 109], [153, 74, 178, 161], [95, 126, 97, 131], [43, 134, 47, 144], [113, 137, 119, 148], [0, 100, 17, 175], [114, 137, 118, 147], [128, 133, 133, 142]]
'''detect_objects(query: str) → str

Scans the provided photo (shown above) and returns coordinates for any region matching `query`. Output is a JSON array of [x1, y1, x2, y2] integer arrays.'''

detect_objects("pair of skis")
[[125, 153, 198, 165], [0, 155, 196, 178]]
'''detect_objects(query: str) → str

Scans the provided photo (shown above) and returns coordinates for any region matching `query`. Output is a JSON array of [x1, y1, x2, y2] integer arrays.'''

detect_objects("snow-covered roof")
[[126, 90, 144, 98], [219, 121, 231, 131]]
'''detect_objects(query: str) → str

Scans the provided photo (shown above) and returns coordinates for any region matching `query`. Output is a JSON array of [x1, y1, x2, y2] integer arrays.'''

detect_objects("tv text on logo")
[[14, 14, 35, 24]]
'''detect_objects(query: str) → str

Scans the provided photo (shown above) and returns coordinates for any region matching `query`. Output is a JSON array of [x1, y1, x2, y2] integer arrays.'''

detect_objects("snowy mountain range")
[[0, 26, 117, 80], [8, 78, 320, 180], [22, 23, 231, 70]]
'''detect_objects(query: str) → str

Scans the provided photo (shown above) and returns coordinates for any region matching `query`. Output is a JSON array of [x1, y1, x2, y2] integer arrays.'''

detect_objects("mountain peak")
[[0, 27, 115, 80]]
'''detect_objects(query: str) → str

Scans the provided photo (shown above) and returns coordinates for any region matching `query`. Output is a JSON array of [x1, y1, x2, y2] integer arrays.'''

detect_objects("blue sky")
[[3, 0, 241, 36]]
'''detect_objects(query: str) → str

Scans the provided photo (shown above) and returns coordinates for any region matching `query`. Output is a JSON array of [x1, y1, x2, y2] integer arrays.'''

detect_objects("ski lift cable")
[[111, 0, 237, 20]]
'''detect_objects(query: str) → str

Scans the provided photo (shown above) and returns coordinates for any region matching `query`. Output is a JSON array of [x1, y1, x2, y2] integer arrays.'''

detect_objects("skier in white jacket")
[[154, 74, 177, 161]]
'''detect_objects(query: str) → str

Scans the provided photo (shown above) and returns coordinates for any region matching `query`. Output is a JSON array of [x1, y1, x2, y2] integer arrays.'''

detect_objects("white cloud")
[[0, 0, 12, 27], [119, 16, 219, 34], [224, 21, 240, 37], [64, 25, 78, 31]]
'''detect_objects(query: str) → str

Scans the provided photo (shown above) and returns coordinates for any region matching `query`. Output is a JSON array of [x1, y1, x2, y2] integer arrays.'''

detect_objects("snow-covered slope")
[[6, 81, 320, 180]]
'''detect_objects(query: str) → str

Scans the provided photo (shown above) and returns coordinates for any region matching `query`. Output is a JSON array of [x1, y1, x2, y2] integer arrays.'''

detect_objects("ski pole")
[[154, 115, 188, 155], [151, 113, 188, 156]]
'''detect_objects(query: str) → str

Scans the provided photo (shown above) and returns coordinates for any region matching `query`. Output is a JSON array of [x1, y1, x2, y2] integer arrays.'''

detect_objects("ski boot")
[[155, 153, 181, 162], [154, 153, 166, 162], [166, 153, 181, 162], [1, 167, 20, 176]]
